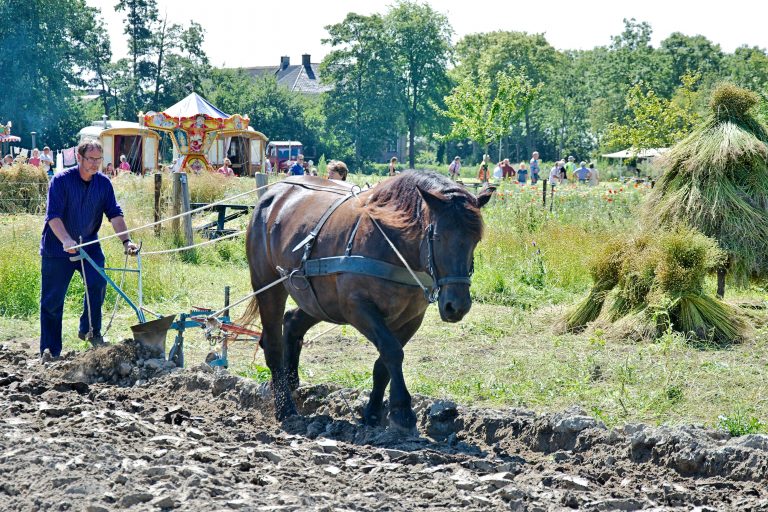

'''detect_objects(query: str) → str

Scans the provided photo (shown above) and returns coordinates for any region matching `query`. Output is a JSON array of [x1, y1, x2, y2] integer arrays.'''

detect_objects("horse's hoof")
[[388, 408, 417, 431]]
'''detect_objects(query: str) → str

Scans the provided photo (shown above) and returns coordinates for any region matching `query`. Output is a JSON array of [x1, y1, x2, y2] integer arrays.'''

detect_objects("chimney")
[[302, 54, 311, 67], [280, 56, 290, 69]]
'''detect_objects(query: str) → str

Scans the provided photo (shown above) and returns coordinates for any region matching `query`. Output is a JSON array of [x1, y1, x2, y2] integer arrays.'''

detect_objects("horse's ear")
[[417, 186, 448, 211], [476, 185, 496, 209]]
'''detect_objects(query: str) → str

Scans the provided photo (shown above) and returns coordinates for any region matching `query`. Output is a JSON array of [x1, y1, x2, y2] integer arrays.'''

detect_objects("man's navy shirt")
[[289, 162, 304, 176], [40, 166, 124, 258]]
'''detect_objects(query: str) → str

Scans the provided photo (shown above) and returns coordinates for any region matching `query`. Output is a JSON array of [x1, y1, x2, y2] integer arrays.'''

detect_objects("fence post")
[[179, 172, 194, 249], [255, 172, 268, 199], [542, 179, 548, 208], [154, 173, 162, 236], [171, 172, 181, 238], [223, 286, 231, 319]]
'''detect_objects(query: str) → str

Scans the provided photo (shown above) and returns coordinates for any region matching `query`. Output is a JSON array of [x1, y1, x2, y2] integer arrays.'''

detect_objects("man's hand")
[[62, 239, 78, 254], [124, 241, 140, 256]]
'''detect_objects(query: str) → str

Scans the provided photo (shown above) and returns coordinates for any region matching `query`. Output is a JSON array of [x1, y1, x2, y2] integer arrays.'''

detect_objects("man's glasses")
[[83, 156, 104, 163]]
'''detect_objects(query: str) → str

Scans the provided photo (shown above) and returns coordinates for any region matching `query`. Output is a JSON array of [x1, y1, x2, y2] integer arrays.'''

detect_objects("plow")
[[70, 245, 261, 369]]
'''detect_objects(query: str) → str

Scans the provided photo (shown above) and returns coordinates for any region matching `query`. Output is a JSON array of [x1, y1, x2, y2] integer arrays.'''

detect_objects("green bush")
[[0, 162, 49, 214]]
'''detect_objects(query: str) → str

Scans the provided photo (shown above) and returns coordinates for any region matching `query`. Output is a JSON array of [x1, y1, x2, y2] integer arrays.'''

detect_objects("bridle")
[[421, 222, 474, 303]]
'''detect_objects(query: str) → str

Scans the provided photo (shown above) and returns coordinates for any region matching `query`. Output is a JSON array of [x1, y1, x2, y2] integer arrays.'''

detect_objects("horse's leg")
[[257, 285, 296, 420], [363, 315, 424, 427], [283, 308, 321, 391]]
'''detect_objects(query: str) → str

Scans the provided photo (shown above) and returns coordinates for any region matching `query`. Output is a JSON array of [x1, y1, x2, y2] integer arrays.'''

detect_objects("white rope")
[[207, 275, 289, 319], [70, 180, 277, 251], [141, 230, 246, 255]]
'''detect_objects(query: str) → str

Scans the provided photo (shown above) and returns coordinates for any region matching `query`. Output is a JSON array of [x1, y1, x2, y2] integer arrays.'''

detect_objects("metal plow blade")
[[130, 315, 177, 358]]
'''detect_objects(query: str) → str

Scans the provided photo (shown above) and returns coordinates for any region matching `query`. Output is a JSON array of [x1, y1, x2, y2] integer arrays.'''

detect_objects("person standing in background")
[[477, 154, 491, 183], [529, 151, 540, 184], [28, 148, 41, 167], [40, 146, 54, 176], [289, 154, 305, 176], [118, 155, 131, 173], [388, 156, 398, 177], [448, 156, 461, 180], [588, 163, 600, 186]]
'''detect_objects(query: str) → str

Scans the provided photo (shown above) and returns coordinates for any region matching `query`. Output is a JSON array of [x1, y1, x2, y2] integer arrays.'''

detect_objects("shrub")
[[0, 162, 49, 214]]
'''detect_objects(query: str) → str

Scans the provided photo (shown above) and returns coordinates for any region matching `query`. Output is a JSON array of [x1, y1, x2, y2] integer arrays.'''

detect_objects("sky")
[[87, 0, 768, 68]]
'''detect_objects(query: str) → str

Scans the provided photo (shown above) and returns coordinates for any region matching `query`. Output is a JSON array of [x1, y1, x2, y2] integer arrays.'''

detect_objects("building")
[[241, 54, 331, 95]]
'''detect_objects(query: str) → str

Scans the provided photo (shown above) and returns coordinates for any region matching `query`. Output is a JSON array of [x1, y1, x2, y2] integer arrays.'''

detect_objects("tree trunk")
[[153, 17, 168, 108], [716, 268, 726, 299], [524, 109, 532, 156]]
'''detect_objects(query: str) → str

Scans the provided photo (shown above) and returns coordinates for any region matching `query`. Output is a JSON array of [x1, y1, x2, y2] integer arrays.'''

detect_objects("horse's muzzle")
[[438, 287, 472, 322]]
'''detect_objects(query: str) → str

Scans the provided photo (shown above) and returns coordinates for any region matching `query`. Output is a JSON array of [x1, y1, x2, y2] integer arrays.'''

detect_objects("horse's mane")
[[364, 171, 484, 240]]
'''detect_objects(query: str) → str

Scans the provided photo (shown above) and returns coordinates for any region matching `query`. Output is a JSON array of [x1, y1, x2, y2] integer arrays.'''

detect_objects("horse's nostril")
[[444, 302, 455, 314]]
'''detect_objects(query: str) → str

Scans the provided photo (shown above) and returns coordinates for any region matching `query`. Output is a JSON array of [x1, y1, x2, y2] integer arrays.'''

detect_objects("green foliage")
[[0, 229, 40, 317], [718, 408, 767, 436]]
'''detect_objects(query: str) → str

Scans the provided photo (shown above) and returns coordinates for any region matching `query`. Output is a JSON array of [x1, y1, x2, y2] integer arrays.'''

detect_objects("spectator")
[[327, 160, 348, 181], [448, 156, 461, 180], [388, 156, 398, 177], [264, 158, 273, 174], [289, 154, 305, 176], [217, 158, 235, 177], [2, 154, 12, 167], [559, 160, 569, 183], [500, 158, 515, 180], [308, 160, 318, 176], [477, 154, 491, 183], [530, 151, 541, 184], [28, 148, 41, 167], [118, 154, 131, 172], [588, 163, 600, 187], [575, 161, 590, 184], [104, 162, 116, 178], [549, 161, 562, 186], [517, 162, 528, 184], [564, 156, 576, 181], [40, 147, 55, 176]]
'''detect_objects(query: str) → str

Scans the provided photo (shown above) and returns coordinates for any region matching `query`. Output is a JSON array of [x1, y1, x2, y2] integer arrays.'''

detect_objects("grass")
[[1, 173, 767, 433]]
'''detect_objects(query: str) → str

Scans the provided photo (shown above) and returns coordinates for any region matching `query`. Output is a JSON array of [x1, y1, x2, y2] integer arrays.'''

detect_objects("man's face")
[[78, 149, 103, 176]]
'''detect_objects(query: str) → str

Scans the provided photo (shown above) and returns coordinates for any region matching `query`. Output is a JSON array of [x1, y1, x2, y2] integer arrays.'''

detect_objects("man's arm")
[[109, 216, 139, 255], [48, 218, 77, 253]]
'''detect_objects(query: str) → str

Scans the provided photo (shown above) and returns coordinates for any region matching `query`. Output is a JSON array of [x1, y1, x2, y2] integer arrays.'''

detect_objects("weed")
[[717, 408, 766, 436]]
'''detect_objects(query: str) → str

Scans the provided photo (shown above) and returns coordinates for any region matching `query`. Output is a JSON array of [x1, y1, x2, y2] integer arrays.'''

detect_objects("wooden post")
[[255, 173, 268, 199], [171, 172, 182, 238], [549, 183, 555, 212], [179, 172, 194, 249], [154, 173, 162, 236], [223, 286, 231, 319], [542, 179, 548, 207]]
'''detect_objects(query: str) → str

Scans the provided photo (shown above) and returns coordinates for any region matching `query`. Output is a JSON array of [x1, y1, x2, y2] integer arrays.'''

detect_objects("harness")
[[279, 182, 473, 322]]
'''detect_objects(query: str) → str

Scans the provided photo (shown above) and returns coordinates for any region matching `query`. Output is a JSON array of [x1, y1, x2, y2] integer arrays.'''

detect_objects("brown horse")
[[243, 171, 492, 430]]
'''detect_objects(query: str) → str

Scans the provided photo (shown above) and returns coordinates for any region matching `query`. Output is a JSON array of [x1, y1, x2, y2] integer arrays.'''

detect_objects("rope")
[[141, 230, 246, 255], [207, 275, 289, 320], [302, 323, 340, 347], [69, 180, 277, 251]]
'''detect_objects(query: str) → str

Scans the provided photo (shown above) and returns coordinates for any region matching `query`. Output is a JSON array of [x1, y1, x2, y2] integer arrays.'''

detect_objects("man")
[[40, 139, 139, 359], [40, 146, 54, 176], [575, 161, 590, 184], [289, 154, 305, 176], [448, 156, 461, 180], [529, 151, 540, 184], [564, 156, 576, 181], [327, 160, 349, 181]]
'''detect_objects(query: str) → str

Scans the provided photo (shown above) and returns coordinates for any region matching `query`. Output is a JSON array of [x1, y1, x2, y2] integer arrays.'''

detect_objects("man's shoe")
[[40, 349, 60, 363], [78, 332, 105, 348]]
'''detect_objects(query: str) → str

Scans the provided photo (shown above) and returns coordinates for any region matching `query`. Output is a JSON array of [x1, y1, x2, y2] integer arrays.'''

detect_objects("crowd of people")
[[2, 146, 55, 175], [463, 151, 600, 187]]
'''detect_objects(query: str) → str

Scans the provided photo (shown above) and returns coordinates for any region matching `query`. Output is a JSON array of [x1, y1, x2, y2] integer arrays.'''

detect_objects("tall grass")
[[0, 162, 48, 214]]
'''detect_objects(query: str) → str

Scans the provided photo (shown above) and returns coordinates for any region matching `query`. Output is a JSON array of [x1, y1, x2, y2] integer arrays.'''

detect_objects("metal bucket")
[[130, 315, 177, 358]]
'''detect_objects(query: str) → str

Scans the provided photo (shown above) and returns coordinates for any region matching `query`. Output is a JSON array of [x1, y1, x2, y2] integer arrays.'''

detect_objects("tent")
[[601, 147, 669, 159], [141, 92, 267, 175], [78, 119, 160, 174]]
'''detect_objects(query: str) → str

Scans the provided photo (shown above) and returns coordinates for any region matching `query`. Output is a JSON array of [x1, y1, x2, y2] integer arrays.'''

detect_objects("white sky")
[[87, 0, 768, 68]]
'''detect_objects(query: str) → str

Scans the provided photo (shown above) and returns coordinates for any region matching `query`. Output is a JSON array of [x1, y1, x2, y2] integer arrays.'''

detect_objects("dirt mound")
[[1, 342, 767, 510]]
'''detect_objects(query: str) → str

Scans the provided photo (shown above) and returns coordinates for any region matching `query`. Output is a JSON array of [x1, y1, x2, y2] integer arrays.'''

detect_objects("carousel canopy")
[[601, 147, 668, 159], [163, 92, 229, 119], [0, 134, 21, 143]]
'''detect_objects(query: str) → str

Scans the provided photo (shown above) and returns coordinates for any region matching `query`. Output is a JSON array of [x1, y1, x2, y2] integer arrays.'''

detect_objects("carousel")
[[141, 93, 267, 176]]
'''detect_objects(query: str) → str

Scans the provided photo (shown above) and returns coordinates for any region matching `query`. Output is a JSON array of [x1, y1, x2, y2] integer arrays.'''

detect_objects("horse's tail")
[[238, 295, 260, 329]]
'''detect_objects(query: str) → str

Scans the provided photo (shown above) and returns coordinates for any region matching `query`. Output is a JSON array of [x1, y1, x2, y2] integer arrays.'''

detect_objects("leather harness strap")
[[304, 256, 433, 288]]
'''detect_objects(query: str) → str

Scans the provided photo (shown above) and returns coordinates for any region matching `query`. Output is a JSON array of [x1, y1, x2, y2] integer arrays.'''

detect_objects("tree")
[[385, 1, 452, 168], [660, 33, 723, 88], [320, 13, 401, 169], [603, 74, 701, 154], [724, 46, 768, 91], [0, 0, 100, 148], [440, 70, 537, 158]]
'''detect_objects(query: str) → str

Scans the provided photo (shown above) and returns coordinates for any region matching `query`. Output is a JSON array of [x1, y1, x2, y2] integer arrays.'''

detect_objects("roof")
[[267, 141, 302, 146], [78, 120, 160, 140], [601, 147, 669, 159], [162, 92, 230, 119], [242, 63, 331, 94], [0, 134, 21, 142]]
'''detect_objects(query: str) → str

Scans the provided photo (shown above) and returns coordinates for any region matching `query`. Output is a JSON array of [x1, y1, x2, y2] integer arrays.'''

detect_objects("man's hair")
[[327, 160, 349, 180], [43, 146, 50, 151], [77, 139, 103, 157]]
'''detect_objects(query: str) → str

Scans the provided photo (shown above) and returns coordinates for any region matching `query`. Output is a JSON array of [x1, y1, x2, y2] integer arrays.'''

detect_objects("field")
[[2, 171, 767, 434]]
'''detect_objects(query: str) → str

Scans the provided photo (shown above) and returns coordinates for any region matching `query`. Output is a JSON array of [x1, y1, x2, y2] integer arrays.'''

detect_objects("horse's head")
[[419, 184, 494, 322]]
